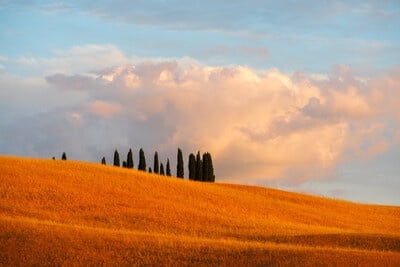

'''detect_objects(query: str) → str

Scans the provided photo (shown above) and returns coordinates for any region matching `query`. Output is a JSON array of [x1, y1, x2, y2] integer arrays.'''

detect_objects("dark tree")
[[166, 159, 171, 176], [52, 157, 55, 160], [188, 153, 196, 180], [160, 163, 165, 175], [114, 150, 120, 167], [202, 152, 215, 182], [154, 152, 159, 174], [138, 148, 146, 171], [101, 157, 106, 165], [202, 153, 208, 181], [122, 161, 127, 168], [61, 152, 67, 160], [148, 167, 152, 173], [208, 153, 215, 182], [195, 151, 203, 181], [177, 148, 184, 178], [127, 148, 134, 169]]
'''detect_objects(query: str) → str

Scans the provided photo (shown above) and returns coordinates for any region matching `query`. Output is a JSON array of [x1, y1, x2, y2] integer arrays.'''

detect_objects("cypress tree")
[[177, 148, 184, 178], [101, 157, 106, 165], [195, 151, 203, 181], [208, 153, 215, 182], [148, 167, 152, 173], [160, 163, 165, 175], [138, 148, 146, 171], [127, 148, 134, 169], [188, 153, 196, 180], [154, 152, 159, 174], [61, 152, 67, 160], [114, 150, 120, 167], [202, 153, 209, 181], [166, 159, 171, 176], [122, 161, 127, 168], [202, 152, 215, 182]]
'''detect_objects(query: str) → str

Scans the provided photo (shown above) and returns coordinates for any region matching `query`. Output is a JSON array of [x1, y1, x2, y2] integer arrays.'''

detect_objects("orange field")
[[0, 155, 399, 266]]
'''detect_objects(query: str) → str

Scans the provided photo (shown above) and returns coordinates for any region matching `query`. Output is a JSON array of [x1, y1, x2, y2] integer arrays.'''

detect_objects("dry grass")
[[0, 155, 399, 266]]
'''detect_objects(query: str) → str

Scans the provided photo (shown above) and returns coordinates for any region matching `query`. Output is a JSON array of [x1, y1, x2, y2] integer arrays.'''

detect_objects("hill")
[[0, 155, 399, 266]]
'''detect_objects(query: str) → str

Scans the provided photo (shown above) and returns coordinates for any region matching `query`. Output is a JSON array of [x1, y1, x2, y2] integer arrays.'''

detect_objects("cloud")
[[46, 73, 96, 91], [86, 1, 399, 35], [86, 100, 122, 119], [202, 45, 269, 58], [14, 44, 130, 76], [7, 1, 399, 34], [1, 55, 400, 185]]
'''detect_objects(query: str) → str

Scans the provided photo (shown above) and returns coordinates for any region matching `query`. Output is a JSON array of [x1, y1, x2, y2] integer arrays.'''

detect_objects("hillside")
[[0, 155, 399, 266]]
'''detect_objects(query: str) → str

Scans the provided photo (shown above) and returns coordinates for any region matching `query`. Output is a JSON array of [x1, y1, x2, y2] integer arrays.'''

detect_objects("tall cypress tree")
[[61, 152, 67, 160], [195, 151, 203, 181], [127, 148, 134, 169], [188, 153, 196, 180], [208, 153, 215, 182], [160, 163, 165, 175], [202, 152, 215, 182], [154, 152, 159, 174], [114, 150, 120, 167], [138, 148, 146, 171], [177, 148, 184, 178], [101, 157, 106, 165], [166, 159, 171, 176], [202, 153, 209, 181]]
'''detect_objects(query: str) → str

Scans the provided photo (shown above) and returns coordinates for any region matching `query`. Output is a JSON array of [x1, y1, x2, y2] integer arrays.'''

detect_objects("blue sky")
[[1, 0, 399, 205], [2, 1, 399, 73]]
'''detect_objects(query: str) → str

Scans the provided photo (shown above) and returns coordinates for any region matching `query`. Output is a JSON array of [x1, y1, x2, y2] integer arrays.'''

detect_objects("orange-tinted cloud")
[[35, 59, 400, 184], [86, 100, 122, 119], [67, 62, 396, 183]]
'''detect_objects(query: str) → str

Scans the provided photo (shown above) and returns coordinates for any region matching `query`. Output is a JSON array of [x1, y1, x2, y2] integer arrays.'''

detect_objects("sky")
[[0, 0, 399, 205]]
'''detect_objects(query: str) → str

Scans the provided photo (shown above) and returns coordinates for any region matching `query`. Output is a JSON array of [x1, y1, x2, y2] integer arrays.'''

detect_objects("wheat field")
[[0, 155, 399, 266]]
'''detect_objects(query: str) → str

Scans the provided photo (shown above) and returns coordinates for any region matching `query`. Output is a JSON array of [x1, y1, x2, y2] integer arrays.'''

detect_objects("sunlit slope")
[[1, 155, 399, 266]]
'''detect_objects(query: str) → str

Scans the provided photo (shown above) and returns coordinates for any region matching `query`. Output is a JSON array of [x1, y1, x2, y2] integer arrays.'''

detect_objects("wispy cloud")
[[202, 45, 269, 59], [12, 44, 129, 76]]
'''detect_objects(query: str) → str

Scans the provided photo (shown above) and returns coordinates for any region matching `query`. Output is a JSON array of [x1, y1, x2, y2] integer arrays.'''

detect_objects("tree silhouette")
[[127, 148, 134, 169], [195, 151, 202, 181], [101, 157, 106, 165], [160, 163, 165, 175], [122, 161, 127, 168], [166, 159, 171, 176], [138, 148, 146, 171], [177, 148, 184, 178], [61, 152, 67, 160], [188, 153, 196, 180], [114, 150, 120, 167], [208, 153, 215, 182], [148, 167, 152, 173], [202, 152, 215, 182], [154, 152, 159, 174]]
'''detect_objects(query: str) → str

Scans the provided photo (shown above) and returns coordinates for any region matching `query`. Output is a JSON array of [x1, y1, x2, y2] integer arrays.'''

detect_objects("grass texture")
[[0, 155, 399, 266]]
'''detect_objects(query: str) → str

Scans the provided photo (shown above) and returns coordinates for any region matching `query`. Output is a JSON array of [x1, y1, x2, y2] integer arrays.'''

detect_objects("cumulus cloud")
[[1, 56, 399, 185], [86, 100, 122, 119], [46, 73, 96, 91]]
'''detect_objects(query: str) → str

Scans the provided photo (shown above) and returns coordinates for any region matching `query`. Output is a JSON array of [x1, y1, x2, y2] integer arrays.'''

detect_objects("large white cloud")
[[29, 60, 400, 183], [1, 44, 399, 184]]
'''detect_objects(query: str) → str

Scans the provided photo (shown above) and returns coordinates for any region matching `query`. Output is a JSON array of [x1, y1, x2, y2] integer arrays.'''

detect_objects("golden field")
[[0, 155, 399, 266]]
